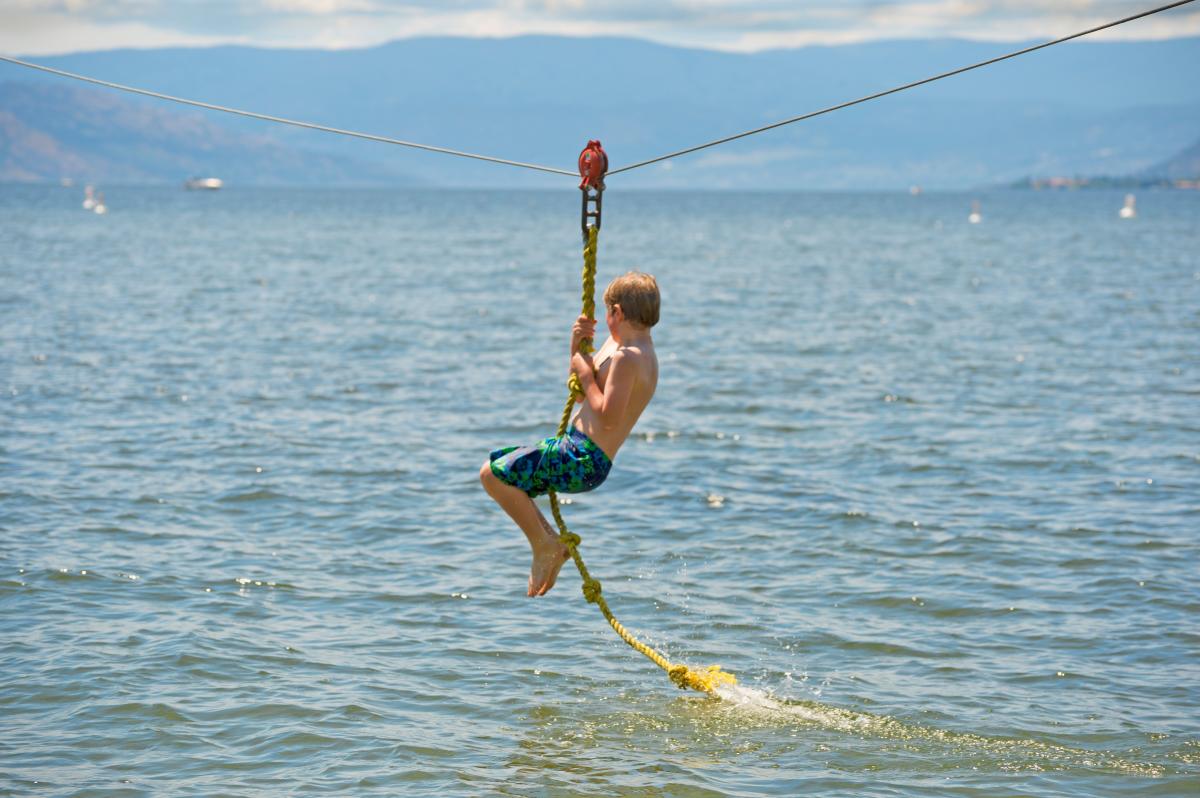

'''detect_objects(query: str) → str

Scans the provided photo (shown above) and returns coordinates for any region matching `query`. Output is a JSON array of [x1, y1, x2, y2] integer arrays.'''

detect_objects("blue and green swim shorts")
[[488, 426, 613, 498]]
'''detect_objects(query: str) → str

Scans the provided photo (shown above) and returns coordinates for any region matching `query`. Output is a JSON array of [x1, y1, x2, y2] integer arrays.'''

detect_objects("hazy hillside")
[[0, 81, 417, 186], [3, 35, 1198, 188], [1143, 136, 1200, 180]]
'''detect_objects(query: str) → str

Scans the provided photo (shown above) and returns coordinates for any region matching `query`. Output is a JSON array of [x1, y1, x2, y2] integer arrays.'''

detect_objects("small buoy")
[[1119, 193, 1136, 219], [909, 185, 922, 196], [968, 199, 982, 224]]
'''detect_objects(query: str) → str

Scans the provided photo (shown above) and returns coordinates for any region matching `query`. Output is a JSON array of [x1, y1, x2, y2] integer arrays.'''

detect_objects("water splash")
[[709, 683, 1172, 776]]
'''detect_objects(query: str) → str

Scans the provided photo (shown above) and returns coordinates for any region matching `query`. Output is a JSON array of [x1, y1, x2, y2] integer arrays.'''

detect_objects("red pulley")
[[578, 140, 608, 191]]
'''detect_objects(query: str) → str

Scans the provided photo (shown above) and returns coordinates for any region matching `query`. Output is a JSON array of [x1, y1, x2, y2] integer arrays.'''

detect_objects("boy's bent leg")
[[479, 462, 569, 597]]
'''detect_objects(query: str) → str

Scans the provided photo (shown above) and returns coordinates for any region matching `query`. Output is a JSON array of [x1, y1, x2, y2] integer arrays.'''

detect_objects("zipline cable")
[[0, 0, 1193, 176], [607, 0, 1197, 175], [0, 53, 575, 177]]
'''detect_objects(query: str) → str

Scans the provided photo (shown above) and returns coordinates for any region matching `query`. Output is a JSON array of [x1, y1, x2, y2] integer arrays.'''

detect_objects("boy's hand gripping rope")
[[545, 143, 736, 695]]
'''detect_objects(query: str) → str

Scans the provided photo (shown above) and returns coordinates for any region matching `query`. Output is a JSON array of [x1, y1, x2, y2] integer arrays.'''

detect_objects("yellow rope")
[[546, 225, 736, 696]]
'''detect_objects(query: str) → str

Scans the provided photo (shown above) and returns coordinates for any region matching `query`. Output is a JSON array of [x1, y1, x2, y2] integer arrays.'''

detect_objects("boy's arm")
[[571, 350, 635, 431]]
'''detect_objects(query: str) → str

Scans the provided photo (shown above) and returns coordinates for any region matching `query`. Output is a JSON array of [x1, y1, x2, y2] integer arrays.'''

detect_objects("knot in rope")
[[668, 663, 738, 693], [668, 665, 693, 690], [558, 531, 581, 549], [567, 372, 584, 400], [581, 578, 603, 603]]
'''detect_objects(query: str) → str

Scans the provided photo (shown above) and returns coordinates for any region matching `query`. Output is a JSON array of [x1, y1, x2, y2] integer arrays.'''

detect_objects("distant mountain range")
[[0, 81, 415, 186], [1, 35, 1198, 189]]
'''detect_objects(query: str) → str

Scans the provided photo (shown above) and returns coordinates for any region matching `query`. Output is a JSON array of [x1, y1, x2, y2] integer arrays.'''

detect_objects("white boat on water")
[[968, 199, 982, 224], [93, 192, 107, 215], [184, 177, 223, 190], [82, 185, 96, 210], [1119, 193, 1137, 219]]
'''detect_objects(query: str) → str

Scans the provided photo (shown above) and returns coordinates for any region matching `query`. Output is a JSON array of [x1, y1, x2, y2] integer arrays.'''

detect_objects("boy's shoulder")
[[613, 339, 656, 364], [611, 340, 657, 384]]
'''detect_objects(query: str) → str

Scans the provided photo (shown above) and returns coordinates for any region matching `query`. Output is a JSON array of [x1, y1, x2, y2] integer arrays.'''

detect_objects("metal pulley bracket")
[[578, 140, 608, 240]]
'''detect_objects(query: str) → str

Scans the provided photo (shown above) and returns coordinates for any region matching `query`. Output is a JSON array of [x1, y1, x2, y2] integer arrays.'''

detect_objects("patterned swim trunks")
[[488, 427, 613, 498]]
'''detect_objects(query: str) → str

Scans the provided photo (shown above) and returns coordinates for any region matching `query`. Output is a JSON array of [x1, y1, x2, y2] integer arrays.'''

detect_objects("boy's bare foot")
[[528, 537, 570, 597]]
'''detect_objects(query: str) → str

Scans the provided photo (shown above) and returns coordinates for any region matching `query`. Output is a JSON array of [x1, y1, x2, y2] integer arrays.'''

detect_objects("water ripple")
[[2, 186, 1198, 796]]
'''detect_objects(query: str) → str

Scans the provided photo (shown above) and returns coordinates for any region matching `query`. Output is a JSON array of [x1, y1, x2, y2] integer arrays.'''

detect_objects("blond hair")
[[603, 272, 660, 328]]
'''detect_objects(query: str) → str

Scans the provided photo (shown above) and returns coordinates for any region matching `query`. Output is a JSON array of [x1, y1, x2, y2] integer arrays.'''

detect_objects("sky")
[[1, 0, 1198, 56]]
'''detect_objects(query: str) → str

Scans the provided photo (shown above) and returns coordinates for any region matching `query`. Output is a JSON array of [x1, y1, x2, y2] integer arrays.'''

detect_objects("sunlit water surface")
[[2, 185, 1198, 797]]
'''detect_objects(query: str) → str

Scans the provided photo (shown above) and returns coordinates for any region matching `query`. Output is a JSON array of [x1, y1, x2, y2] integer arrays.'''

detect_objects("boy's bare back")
[[567, 272, 661, 463], [571, 334, 657, 460]]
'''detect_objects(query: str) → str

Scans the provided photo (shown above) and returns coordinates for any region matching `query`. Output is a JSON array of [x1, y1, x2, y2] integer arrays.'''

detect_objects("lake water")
[[2, 184, 1198, 797]]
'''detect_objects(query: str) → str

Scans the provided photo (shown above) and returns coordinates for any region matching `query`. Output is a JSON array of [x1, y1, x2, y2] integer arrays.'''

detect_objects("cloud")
[[1, 0, 1197, 55], [261, 0, 379, 13], [0, 8, 247, 55], [712, 1, 1200, 50]]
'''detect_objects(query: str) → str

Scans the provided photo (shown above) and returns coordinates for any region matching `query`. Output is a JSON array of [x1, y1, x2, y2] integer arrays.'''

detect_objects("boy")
[[480, 272, 660, 597]]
